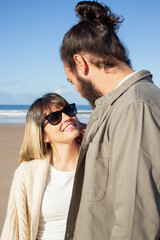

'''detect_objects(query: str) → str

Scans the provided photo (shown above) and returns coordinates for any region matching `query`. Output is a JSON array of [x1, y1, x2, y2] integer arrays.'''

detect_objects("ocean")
[[0, 105, 92, 124]]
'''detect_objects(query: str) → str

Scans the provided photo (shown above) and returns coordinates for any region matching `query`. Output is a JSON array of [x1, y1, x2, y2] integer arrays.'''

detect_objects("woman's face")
[[43, 105, 80, 146]]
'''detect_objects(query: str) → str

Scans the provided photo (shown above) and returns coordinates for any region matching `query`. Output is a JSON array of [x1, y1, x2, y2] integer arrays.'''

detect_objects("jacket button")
[[97, 99, 102, 105], [93, 115, 98, 120], [66, 232, 72, 239]]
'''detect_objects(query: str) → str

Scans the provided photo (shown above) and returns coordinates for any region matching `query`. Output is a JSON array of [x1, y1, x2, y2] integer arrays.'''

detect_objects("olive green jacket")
[[65, 70, 160, 240]]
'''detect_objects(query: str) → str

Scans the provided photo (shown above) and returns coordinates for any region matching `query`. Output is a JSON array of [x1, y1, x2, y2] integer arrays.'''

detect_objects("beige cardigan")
[[1, 158, 50, 240]]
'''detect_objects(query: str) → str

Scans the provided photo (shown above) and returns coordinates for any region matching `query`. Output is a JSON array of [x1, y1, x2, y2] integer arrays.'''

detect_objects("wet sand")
[[0, 124, 25, 235]]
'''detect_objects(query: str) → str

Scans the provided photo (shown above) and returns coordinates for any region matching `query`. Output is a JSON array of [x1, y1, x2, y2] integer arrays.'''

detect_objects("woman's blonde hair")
[[18, 93, 69, 166]]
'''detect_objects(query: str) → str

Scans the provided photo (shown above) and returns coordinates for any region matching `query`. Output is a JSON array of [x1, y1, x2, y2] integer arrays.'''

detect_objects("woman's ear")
[[73, 54, 89, 75]]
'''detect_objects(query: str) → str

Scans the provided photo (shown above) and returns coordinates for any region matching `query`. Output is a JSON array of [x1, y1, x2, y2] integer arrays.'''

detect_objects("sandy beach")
[[0, 124, 25, 235]]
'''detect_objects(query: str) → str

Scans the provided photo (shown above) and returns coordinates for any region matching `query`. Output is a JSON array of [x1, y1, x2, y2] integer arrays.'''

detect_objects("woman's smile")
[[62, 122, 77, 132]]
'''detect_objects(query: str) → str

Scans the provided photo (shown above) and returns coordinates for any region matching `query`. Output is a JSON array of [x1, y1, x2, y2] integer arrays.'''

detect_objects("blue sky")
[[0, 0, 160, 105]]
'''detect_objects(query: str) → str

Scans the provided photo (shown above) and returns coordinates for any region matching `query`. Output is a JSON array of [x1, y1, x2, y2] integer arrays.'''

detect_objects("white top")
[[36, 165, 75, 240]]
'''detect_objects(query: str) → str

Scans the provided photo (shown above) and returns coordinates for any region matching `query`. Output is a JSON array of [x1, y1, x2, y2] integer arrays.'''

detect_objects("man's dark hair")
[[60, 1, 131, 71]]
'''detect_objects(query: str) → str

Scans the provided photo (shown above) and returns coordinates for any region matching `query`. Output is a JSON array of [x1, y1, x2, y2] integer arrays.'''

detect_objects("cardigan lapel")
[[31, 158, 50, 240]]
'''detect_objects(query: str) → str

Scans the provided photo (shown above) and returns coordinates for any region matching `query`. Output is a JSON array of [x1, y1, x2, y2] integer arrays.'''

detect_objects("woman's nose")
[[62, 112, 70, 122]]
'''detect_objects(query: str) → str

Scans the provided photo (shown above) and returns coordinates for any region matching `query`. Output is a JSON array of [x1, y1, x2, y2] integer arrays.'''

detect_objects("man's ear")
[[73, 54, 89, 75]]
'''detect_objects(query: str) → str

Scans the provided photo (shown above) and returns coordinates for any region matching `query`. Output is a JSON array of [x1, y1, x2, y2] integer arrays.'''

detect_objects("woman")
[[1, 93, 83, 240]]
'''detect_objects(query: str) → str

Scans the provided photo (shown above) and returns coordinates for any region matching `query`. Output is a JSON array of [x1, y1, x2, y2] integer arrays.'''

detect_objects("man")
[[60, 1, 160, 239]]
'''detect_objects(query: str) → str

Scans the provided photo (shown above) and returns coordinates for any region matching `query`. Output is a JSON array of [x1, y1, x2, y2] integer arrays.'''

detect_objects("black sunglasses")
[[42, 103, 77, 127]]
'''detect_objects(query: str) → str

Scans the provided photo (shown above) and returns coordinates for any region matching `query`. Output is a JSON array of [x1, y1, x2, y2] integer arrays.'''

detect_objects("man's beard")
[[76, 75, 103, 109]]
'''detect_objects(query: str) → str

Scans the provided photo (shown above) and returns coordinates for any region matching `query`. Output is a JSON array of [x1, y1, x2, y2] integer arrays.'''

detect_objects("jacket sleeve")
[[109, 102, 160, 240], [1, 165, 29, 240]]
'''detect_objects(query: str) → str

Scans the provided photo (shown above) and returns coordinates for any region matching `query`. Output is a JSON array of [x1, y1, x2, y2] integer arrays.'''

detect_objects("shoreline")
[[0, 123, 25, 125], [0, 124, 25, 234]]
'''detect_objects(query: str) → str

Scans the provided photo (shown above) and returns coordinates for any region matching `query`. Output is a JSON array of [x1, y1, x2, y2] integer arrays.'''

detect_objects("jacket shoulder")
[[113, 80, 160, 114], [133, 81, 160, 110]]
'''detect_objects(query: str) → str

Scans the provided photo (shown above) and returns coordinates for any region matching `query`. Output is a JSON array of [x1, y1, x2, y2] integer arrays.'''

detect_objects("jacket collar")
[[95, 70, 153, 106]]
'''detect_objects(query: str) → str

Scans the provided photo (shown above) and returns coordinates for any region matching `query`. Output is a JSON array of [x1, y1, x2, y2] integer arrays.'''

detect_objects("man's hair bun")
[[76, 1, 123, 32]]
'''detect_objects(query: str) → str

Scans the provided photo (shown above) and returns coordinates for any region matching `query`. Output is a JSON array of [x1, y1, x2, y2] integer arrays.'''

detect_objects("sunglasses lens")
[[64, 104, 77, 116], [47, 111, 62, 125], [43, 103, 77, 127]]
